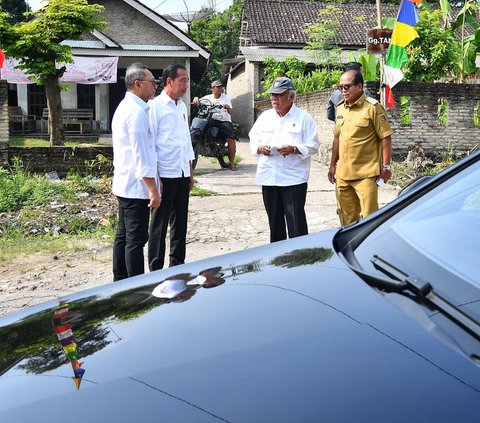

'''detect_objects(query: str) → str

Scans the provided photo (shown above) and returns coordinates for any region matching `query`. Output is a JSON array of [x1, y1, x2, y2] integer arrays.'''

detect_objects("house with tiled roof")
[[7, 0, 210, 133], [225, 0, 401, 131]]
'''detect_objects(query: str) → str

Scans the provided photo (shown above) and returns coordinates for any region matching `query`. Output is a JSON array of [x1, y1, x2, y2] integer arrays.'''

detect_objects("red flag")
[[385, 85, 395, 108], [0, 49, 4, 68]]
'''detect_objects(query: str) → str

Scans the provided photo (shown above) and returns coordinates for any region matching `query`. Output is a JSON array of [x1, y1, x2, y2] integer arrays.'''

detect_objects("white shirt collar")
[[125, 91, 149, 112], [159, 90, 183, 106]]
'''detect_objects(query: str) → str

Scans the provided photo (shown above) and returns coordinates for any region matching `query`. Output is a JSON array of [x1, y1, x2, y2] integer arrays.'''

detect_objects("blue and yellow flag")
[[384, 0, 421, 106]]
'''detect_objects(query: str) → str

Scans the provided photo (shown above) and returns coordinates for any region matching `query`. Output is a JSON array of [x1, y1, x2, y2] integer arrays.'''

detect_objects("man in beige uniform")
[[328, 70, 393, 225]]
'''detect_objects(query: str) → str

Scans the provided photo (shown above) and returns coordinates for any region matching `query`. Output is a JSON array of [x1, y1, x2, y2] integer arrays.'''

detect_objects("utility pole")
[[376, 0, 385, 107]]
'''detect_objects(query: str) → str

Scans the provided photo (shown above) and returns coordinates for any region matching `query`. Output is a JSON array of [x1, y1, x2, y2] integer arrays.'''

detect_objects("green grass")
[[0, 218, 116, 262], [0, 160, 117, 261], [0, 229, 114, 262], [208, 154, 243, 166], [9, 137, 49, 147], [0, 159, 220, 260], [9, 137, 94, 147], [0, 161, 81, 212], [191, 186, 217, 196]]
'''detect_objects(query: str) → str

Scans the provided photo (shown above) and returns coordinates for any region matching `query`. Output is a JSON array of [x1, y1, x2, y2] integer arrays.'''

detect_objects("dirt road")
[[0, 141, 399, 317]]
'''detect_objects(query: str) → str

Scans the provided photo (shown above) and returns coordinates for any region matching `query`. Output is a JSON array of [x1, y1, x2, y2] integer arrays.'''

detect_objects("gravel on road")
[[0, 141, 399, 317]]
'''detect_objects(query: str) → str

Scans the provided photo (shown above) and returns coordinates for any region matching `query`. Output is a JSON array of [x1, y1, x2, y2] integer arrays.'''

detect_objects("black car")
[[1, 152, 480, 422]]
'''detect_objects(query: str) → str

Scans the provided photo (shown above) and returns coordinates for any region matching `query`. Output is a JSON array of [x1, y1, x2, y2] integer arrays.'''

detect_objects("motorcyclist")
[[192, 80, 237, 171]]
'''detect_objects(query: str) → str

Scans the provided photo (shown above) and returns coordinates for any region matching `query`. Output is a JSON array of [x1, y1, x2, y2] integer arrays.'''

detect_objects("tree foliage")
[[389, 1, 479, 82], [449, 0, 480, 79], [403, 8, 461, 82], [0, 0, 30, 23], [190, 2, 242, 61], [189, 1, 242, 98], [300, 4, 379, 93], [0, 0, 106, 84], [304, 5, 342, 66], [0, 0, 107, 145], [259, 56, 342, 98]]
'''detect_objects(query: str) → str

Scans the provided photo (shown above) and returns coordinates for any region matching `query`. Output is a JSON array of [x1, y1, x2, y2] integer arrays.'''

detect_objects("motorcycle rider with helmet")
[[192, 80, 237, 171]]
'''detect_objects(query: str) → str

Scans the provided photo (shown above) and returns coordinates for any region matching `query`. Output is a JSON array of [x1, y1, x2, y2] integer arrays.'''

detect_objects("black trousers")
[[262, 183, 308, 243], [148, 176, 190, 271], [113, 196, 150, 281]]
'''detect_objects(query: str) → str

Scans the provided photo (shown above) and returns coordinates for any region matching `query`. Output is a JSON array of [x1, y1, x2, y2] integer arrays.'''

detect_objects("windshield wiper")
[[371, 255, 480, 342]]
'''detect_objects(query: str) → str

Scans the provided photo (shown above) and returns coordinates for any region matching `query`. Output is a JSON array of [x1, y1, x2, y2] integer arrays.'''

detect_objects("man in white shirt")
[[192, 80, 237, 170], [148, 64, 195, 270], [111, 62, 161, 281], [249, 77, 320, 243]]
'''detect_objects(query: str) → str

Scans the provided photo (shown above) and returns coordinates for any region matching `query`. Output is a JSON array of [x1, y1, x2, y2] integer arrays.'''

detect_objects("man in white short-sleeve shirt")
[[193, 80, 237, 170]]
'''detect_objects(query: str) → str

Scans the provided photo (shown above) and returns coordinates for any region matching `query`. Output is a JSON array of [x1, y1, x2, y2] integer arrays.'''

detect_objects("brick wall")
[[6, 146, 113, 177], [2, 81, 479, 174], [384, 81, 480, 158], [255, 81, 480, 162]]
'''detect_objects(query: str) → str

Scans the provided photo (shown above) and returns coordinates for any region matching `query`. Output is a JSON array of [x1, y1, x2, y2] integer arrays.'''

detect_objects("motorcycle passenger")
[[192, 80, 237, 171]]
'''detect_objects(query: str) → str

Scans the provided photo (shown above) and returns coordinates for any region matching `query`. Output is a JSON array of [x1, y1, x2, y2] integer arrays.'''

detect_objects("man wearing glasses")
[[111, 62, 161, 281], [328, 70, 393, 226], [327, 62, 374, 122], [249, 77, 319, 243]]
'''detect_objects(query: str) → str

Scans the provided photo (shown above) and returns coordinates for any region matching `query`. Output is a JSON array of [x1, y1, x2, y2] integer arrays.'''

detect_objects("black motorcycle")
[[190, 99, 237, 170]]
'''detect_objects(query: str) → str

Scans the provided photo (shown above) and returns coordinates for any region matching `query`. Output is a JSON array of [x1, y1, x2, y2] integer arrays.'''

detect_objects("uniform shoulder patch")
[[365, 97, 379, 105]]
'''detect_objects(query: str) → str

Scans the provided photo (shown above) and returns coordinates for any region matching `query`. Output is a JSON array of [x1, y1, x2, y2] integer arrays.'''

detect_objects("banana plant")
[[347, 51, 379, 81], [442, 0, 479, 81]]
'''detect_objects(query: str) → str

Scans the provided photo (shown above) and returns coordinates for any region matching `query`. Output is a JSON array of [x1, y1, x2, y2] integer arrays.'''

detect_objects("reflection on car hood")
[[0, 230, 479, 422]]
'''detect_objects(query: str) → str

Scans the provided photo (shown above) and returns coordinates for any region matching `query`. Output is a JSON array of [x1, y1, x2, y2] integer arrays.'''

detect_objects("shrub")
[[0, 160, 75, 213]]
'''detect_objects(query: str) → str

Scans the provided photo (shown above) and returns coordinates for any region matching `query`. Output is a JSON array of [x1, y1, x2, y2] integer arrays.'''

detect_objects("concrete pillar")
[[17, 84, 28, 113], [96, 84, 109, 131], [60, 83, 77, 108]]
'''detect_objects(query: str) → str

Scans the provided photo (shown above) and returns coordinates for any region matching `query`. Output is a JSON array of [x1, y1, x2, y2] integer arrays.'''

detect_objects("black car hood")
[[1, 230, 479, 422]]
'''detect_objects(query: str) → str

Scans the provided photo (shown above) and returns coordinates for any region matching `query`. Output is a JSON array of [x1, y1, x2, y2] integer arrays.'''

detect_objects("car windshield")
[[353, 160, 480, 319]]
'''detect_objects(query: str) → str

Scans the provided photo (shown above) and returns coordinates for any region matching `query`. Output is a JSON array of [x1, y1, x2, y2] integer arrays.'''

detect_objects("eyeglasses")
[[338, 84, 356, 91], [140, 80, 158, 88]]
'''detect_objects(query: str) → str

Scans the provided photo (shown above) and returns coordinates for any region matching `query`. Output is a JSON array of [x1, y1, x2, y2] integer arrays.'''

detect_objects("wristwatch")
[[382, 164, 392, 171]]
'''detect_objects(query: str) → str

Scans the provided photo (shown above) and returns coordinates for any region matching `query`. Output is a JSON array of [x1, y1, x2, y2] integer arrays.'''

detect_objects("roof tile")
[[243, 0, 404, 47]]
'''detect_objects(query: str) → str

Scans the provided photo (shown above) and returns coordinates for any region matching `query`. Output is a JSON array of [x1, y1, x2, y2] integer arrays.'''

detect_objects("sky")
[[27, 0, 233, 15]]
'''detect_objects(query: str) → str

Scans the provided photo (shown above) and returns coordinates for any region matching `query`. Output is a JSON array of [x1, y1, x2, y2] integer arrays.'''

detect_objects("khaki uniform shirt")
[[334, 93, 393, 181]]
